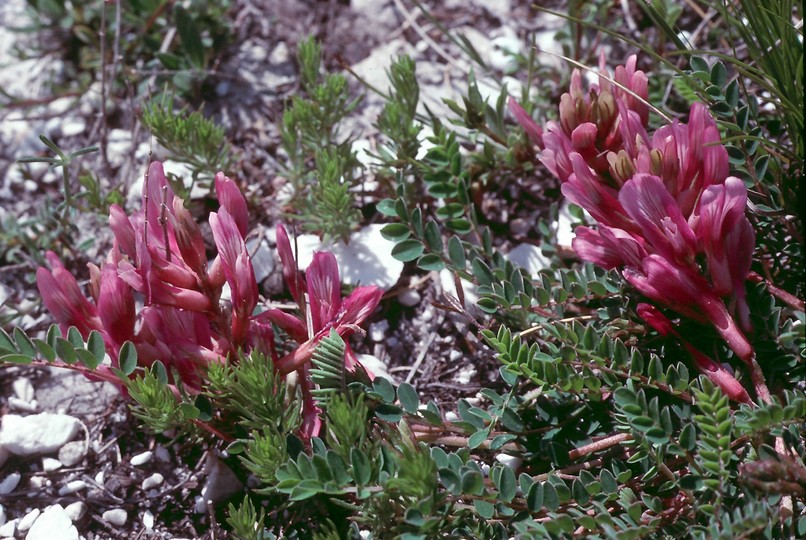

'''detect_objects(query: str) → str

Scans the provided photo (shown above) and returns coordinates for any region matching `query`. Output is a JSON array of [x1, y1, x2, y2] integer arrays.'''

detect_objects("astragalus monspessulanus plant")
[[509, 51, 805, 530], [511, 56, 760, 403], [31, 160, 381, 443]]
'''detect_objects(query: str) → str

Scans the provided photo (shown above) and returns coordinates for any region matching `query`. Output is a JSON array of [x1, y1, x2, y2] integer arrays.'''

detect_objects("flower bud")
[[608, 150, 635, 185]]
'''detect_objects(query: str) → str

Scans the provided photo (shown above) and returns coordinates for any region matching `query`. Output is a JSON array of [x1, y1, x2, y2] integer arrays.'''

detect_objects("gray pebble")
[[102, 508, 128, 526]]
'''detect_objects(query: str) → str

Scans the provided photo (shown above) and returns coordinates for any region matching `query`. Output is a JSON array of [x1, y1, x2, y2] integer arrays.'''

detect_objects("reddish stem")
[[748, 272, 804, 311]]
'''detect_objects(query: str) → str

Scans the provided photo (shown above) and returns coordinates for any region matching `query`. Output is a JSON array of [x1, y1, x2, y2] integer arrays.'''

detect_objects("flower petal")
[[215, 172, 249, 239], [276, 224, 304, 304], [619, 174, 697, 263], [307, 251, 342, 332]]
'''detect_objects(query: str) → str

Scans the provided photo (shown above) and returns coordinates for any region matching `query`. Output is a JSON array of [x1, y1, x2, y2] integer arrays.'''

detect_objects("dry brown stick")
[[568, 432, 631, 461]]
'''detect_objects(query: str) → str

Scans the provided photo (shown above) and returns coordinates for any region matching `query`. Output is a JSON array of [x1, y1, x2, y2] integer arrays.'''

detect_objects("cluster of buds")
[[511, 56, 759, 402], [37, 161, 381, 437]]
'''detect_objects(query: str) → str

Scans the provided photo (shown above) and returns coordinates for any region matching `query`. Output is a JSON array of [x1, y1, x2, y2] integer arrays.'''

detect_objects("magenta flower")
[[266, 230, 383, 377], [690, 177, 755, 332], [36, 256, 102, 337], [210, 207, 258, 344], [517, 52, 764, 400], [634, 103, 729, 217], [637, 304, 750, 403], [36, 161, 266, 390], [619, 174, 698, 266], [623, 255, 753, 363], [95, 262, 135, 356], [261, 224, 383, 438], [507, 98, 543, 147], [571, 225, 647, 270], [561, 153, 636, 232]]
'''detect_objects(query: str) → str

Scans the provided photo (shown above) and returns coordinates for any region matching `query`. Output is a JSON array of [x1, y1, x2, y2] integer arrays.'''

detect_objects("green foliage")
[[206, 350, 299, 433], [15, 0, 232, 98], [0, 324, 115, 373], [227, 495, 268, 540], [0, 199, 77, 265], [278, 37, 363, 241], [141, 93, 235, 193], [691, 379, 736, 515], [127, 363, 189, 434], [18, 135, 99, 218], [9, 1, 806, 538]]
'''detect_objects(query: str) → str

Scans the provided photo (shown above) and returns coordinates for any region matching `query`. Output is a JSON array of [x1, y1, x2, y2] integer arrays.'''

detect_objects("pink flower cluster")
[[37, 161, 382, 437], [511, 55, 757, 402]]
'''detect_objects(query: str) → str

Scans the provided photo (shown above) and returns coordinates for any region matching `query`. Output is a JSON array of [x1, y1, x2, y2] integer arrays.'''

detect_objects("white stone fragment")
[[495, 453, 522, 470], [0, 473, 21, 495], [142, 473, 164, 490], [455, 365, 477, 385], [0, 518, 17, 536], [12, 378, 34, 402], [60, 118, 86, 138], [130, 450, 153, 466], [58, 441, 87, 467], [438, 269, 479, 309], [0, 504, 5, 526], [106, 129, 134, 169], [355, 354, 391, 381], [101, 509, 127, 526], [352, 138, 383, 168], [29, 476, 46, 489], [506, 243, 550, 276], [369, 320, 389, 342], [142, 510, 155, 531], [94, 470, 105, 485], [489, 27, 523, 72], [58, 480, 87, 496], [0, 413, 80, 456], [7, 397, 36, 412], [17, 508, 39, 532], [398, 288, 421, 307], [26, 505, 77, 540], [288, 224, 404, 289], [42, 457, 62, 472], [64, 501, 86, 522], [555, 202, 577, 248], [246, 237, 275, 283]]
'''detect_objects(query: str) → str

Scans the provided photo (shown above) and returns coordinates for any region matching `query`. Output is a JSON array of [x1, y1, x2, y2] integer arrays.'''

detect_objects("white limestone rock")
[[101, 509, 128, 526], [57, 441, 87, 467], [26, 505, 78, 540], [0, 413, 80, 456], [0, 473, 21, 495], [17, 509, 39, 532], [506, 243, 550, 276], [287, 224, 404, 289]]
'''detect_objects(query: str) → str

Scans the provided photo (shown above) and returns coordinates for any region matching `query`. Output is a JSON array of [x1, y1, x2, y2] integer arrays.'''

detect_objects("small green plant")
[[14, 0, 233, 98], [141, 92, 236, 195], [18, 134, 99, 218], [279, 37, 363, 242]]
